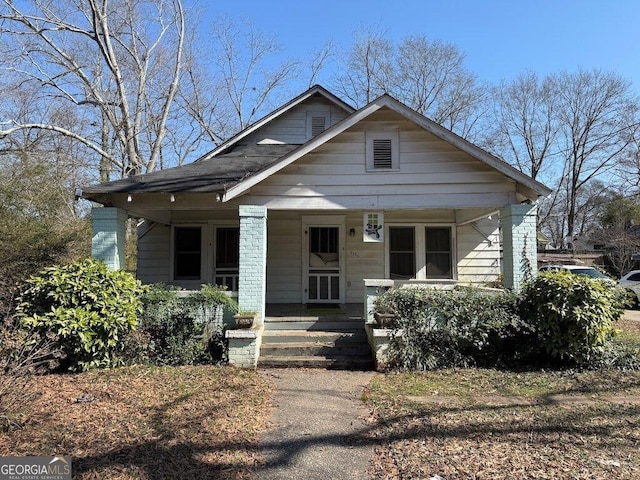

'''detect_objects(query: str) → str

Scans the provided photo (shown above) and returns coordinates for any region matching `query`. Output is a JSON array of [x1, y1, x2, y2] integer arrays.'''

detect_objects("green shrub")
[[380, 286, 527, 370], [131, 284, 236, 366], [16, 259, 144, 372], [519, 271, 627, 364]]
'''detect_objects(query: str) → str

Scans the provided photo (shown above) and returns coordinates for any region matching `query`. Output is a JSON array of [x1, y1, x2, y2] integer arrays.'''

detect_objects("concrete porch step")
[[263, 320, 364, 331], [260, 314, 372, 369], [260, 342, 371, 357], [261, 330, 367, 344], [258, 355, 373, 369]]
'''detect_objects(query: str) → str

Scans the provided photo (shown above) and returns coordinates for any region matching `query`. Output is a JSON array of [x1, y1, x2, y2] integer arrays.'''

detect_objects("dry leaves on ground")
[[0, 365, 272, 479], [367, 369, 640, 480]]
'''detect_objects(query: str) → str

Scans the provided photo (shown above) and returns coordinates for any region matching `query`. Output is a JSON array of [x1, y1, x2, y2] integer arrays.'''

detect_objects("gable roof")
[[82, 87, 551, 203], [221, 94, 552, 202], [199, 84, 355, 160]]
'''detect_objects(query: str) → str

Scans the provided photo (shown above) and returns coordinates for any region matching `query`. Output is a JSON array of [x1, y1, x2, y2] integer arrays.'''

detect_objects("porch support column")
[[500, 203, 537, 291], [91, 207, 127, 270], [238, 205, 267, 324]]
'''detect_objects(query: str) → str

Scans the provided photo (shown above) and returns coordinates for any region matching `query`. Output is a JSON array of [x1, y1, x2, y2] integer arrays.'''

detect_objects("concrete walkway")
[[256, 368, 376, 480]]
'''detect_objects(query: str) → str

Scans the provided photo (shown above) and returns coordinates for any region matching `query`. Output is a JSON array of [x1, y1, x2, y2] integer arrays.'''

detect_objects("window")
[[174, 227, 201, 280], [387, 225, 454, 280], [425, 227, 452, 279], [366, 131, 399, 171], [215, 227, 240, 291], [306, 112, 330, 138], [389, 227, 415, 279]]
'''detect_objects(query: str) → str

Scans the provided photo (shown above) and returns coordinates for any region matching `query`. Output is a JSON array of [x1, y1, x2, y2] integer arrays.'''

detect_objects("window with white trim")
[[306, 111, 330, 138], [174, 226, 202, 280], [425, 227, 452, 279], [388, 226, 454, 280], [215, 227, 240, 291], [366, 131, 399, 171], [389, 227, 415, 279]]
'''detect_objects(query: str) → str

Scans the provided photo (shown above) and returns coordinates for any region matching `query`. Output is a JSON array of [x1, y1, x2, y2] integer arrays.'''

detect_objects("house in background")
[[82, 85, 551, 327]]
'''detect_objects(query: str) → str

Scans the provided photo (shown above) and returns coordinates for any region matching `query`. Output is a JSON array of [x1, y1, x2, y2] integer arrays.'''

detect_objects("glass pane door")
[[307, 226, 340, 302]]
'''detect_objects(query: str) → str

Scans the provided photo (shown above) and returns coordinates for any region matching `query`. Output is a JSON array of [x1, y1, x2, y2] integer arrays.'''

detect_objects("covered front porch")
[[90, 202, 538, 368], [91, 202, 538, 323]]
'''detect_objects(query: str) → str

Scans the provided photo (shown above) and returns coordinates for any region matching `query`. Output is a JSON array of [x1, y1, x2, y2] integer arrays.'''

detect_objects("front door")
[[305, 225, 342, 303]]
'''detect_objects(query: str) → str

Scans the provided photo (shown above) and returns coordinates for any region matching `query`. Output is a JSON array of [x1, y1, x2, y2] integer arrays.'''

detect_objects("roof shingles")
[[82, 144, 298, 196]]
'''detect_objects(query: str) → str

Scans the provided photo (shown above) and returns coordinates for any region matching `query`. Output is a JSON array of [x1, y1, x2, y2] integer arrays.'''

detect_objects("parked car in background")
[[539, 264, 613, 282], [619, 270, 640, 304]]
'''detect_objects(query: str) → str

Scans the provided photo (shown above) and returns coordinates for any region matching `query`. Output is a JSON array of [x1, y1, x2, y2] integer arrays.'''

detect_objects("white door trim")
[[301, 215, 346, 303]]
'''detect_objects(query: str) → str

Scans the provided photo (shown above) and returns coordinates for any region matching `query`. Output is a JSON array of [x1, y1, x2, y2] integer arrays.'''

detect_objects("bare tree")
[[209, 16, 300, 135], [333, 31, 486, 139], [333, 26, 394, 107], [614, 132, 640, 194], [306, 40, 335, 89], [554, 69, 640, 245], [0, 0, 186, 177], [489, 69, 640, 248], [488, 71, 560, 181], [596, 193, 640, 275], [394, 35, 487, 138]]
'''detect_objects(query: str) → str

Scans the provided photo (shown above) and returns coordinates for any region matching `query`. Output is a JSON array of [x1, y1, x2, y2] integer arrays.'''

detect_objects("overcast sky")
[[201, 0, 640, 89]]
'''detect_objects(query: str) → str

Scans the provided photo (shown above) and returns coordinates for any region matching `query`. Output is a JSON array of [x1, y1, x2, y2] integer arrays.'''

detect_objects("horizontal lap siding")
[[266, 213, 302, 303], [264, 211, 387, 304], [241, 100, 350, 145], [137, 223, 170, 284], [456, 218, 501, 285], [134, 212, 501, 302], [248, 109, 517, 208], [345, 212, 384, 303]]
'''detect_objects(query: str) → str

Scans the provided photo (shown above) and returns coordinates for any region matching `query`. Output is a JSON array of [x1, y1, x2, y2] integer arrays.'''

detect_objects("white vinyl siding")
[[136, 222, 170, 284], [242, 109, 518, 209], [241, 100, 348, 145], [135, 210, 500, 303], [456, 218, 501, 284], [266, 213, 303, 303]]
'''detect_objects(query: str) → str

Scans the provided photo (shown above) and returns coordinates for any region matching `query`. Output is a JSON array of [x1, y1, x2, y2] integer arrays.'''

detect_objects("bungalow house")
[[82, 85, 550, 366]]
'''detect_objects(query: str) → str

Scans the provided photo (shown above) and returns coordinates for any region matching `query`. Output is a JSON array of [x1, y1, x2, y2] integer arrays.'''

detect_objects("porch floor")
[[264, 303, 365, 321]]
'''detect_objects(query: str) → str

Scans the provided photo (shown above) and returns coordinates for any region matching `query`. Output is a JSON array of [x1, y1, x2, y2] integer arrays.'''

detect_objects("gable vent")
[[372, 139, 393, 169], [311, 116, 327, 136]]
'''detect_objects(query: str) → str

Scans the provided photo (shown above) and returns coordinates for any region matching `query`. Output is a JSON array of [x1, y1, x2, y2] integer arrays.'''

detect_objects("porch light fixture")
[[170, 194, 175, 202], [349, 228, 356, 237], [127, 194, 132, 203]]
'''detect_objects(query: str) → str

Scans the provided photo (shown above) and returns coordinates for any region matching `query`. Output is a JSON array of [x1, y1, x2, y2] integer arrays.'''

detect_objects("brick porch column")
[[238, 205, 267, 324], [91, 207, 127, 270], [500, 203, 537, 291]]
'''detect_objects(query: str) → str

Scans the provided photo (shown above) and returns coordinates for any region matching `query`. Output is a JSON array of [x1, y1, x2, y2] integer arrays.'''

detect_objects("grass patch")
[[616, 314, 640, 349], [0, 365, 271, 479], [370, 368, 640, 399]]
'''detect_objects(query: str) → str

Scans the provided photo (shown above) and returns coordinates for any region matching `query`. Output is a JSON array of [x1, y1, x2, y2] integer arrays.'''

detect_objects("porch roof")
[[81, 144, 298, 199]]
